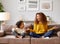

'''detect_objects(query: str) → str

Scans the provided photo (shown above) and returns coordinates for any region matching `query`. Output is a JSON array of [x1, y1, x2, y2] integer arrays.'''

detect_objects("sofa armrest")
[[57, 31, 60, 37]]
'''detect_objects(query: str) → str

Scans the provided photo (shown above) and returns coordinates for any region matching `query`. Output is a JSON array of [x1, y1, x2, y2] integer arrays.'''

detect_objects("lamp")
[[0, 12, 10, 31]]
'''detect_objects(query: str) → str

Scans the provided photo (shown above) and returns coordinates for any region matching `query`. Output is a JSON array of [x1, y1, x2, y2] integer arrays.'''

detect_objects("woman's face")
[[36, 14, 41, 21], [20, 22, 24, 29]]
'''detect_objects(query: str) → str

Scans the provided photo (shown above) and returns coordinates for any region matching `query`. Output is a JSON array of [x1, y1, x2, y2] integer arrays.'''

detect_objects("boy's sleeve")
[[12, 30, 18, 36]]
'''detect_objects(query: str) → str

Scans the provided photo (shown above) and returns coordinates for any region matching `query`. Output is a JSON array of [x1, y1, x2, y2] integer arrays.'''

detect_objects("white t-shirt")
[[15, 28, 25, 34]]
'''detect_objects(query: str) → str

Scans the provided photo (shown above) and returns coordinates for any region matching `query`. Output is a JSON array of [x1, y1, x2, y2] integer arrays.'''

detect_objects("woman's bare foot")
[[42, 36, 49, 39]]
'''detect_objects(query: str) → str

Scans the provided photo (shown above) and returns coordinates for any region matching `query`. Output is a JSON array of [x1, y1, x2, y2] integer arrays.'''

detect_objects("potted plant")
[[0, 2, 4, 24], [0, 2, 5, 12], [0, 2, 5, 36]]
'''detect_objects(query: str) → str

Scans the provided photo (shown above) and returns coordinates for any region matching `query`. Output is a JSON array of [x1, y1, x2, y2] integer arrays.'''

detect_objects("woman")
[[30, 12, 58, 38]]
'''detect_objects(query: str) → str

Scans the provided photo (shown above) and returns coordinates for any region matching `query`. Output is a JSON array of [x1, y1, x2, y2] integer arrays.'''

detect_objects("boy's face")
[[20, 22, 24, 29]]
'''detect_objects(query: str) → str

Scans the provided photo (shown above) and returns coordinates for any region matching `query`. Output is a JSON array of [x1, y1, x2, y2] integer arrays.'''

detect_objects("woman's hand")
[[52, 26, 59, 29], [48, 26, 59, 31]]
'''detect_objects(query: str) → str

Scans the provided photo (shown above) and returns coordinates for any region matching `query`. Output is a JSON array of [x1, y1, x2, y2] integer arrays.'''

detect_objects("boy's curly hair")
[[16, 21, 23, 28]]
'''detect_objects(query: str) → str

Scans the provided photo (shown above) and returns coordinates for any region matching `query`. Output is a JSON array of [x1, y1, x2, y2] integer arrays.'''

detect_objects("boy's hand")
[[26, 28, 30, 32]]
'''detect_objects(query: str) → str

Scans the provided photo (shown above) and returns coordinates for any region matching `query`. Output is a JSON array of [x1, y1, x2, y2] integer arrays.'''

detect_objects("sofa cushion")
[[57, 31, 60, 37], [6, 35, 30, 44], [2, 24, 13, 35], [0, 38, 9, 44], [31, 37, 60, 44], [9, 38, 30, 44]]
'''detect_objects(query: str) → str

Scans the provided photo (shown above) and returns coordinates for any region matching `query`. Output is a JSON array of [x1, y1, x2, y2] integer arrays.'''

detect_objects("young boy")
[[13, 21, 26, 38]]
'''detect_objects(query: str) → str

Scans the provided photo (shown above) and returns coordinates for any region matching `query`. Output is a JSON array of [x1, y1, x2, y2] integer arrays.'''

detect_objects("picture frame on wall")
[[19, 0, 26, 3], [18, 0, 26, 11], [26, 0, 39, 11], [18, 4, 26, 11], [40, 0, 53, 11]]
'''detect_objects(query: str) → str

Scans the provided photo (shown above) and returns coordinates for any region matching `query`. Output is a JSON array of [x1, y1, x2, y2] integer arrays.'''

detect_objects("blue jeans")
[[30, 30, 54, 38], [13, 31, 25, 38]]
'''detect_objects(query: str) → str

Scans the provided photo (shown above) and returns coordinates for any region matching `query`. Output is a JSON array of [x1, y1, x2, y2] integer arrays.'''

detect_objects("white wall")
[[1, 0, 60, 25]]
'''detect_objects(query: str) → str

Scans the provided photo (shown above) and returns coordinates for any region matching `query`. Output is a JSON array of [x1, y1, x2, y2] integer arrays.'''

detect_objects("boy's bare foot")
[[15, 36, 23, 39], [15, 35, 20, 38], [19, 36, 23, 38]]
